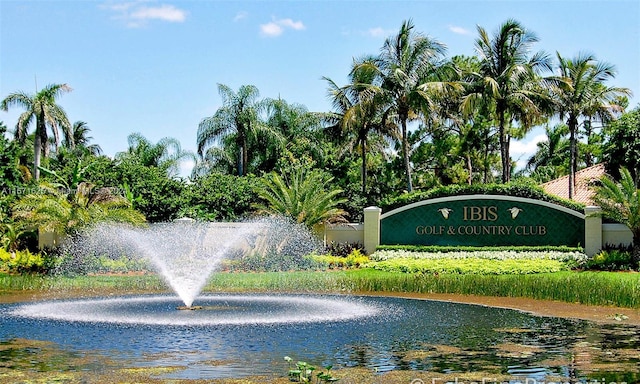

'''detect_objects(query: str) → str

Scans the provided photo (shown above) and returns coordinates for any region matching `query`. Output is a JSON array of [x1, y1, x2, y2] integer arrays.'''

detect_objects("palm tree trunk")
[[361, 135, 367, 196], [568, 116, 578, 200], [33, 134, 41, 181], [401, 118, 413, 192], [498, 106, 509, 183], [34, 112, 46, 180]]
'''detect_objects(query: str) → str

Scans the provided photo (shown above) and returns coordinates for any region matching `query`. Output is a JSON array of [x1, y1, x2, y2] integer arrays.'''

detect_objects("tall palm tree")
[[592, 167, 640, 268], [197, 84, 276, 176], [369, 19, 450, 192], [552, 52, 631, 199], [324, 58, 394, 195], [464, 19, 552, 183], [1, 83, 73, 180], [117, 133, 195, 177]]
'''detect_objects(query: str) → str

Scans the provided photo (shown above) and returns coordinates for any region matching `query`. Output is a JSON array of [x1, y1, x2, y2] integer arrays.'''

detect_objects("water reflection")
[[0, 294, 638, 381]]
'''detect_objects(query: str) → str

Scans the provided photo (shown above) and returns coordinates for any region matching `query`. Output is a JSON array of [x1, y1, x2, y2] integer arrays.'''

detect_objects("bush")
[[0, 249, 47, 273], [587, 248, 637, 271], [370, 249, 588, 269], [365, 257, 570, 275], [309, 249, 370, 269], [325, 241, 366, 257]]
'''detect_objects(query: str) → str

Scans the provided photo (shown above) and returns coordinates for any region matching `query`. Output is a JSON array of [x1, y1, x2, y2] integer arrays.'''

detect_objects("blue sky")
[[1, 0, 639, 176]]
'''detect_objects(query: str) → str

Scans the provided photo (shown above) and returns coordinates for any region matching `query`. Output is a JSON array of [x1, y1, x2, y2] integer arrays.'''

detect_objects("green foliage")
[[1, 83, 72, 180], [587, 249, 637, 271], [0, 248, 46, 273], [2, 270, 638, 309], [309, 250, 370, 269], [181, 173, 259, 221], [379, 183, 585, 213], [366, 257, 570, 275], [325, 241, 366, 257], [592, 166, 640, 265], [222, 250, 320, 272], [116, 133, 195, 178], [284, 357, 338, 383], [11, 181, 146, 237], [86, 157, 185, 222], [603, 106, 640, 180], [255, 167, 348, 228]]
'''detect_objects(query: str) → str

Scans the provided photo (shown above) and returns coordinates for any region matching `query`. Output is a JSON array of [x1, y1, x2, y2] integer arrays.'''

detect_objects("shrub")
[[365, 257, 570, 275], [370, 249, 588, 269], [0, 249, 46, 273], [309, 249, 370, 269], [587, 249, 637, 271], [325, 241, 366, 257]]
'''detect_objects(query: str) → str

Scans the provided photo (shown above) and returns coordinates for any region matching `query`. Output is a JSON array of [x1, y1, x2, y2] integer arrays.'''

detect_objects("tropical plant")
[[591, 167, 640, 268], [1, 83, 73, 180], [369, 19, 451, 192], [602, 106, 640, 181], [526, 123, 570, 179], [463, 19, 552, 183], [63, 121, 102, 156], [552, 52, 631, 199], [197, 84, 281, 176], [324, 58, 394, 195], [12, 181, 146, 238], [255, 167, 347, 228], [261, 97, 324, 173], [116, 132, 194, 177]]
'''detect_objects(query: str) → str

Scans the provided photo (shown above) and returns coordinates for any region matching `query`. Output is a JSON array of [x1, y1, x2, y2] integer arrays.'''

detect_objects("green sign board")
[[380, 195, 585, 247]]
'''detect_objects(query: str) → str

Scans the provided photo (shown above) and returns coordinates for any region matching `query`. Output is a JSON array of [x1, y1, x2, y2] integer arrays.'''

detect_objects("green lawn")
[[2, 269, 639, 308]]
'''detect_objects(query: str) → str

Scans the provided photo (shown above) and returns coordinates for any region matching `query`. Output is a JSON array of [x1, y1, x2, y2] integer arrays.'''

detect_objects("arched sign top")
[[380, 194, 585, 247], [381, 194, 585, 220]]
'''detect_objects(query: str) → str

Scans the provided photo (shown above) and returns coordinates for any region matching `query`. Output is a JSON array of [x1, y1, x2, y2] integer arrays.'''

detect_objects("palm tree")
[[464, 19, 552, 183], [526, 124, 570, 175], [592, 167, 640, 268], [64, 121, 103, 156], [324, 58, 394, 195], [255, 167, 347, 228], [197, 84, 278, 176], [369, 19, 450, 192], [12, 181, 146, 237], [552, 52, 631, 199], [260, 98, 323, 172], [1, 83, 73, 180], [117, 133, 195, 177]]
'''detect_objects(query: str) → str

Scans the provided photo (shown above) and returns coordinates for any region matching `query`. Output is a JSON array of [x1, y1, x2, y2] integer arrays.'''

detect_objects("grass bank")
[[2, 270, 637, 308]]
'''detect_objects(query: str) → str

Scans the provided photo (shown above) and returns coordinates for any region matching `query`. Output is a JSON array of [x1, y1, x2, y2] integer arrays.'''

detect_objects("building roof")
[[540, 163, 606, 205]]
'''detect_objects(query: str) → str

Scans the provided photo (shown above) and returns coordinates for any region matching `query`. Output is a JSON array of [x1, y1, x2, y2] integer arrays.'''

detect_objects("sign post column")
[[363, 206, 382, 255]]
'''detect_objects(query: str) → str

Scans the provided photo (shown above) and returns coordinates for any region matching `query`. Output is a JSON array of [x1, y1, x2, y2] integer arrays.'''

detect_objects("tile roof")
[[540, 163, 606, 205]]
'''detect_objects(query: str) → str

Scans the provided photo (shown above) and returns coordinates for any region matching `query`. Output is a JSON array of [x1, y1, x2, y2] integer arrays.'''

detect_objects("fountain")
[[60, 216, 322, 308]]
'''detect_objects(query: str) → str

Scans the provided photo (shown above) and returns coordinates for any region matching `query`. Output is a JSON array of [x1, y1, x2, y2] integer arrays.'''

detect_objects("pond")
[[1, 293, 638, 383]]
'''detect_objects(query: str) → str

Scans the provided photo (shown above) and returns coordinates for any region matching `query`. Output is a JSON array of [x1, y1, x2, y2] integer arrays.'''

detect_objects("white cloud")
[[260, 17, 305, 37], [101, 1, 188, 28], [448, 25, 471, 35], [511, 133, 547, 170], [367, 27, 388, 38], [234, 11, 248, 22]]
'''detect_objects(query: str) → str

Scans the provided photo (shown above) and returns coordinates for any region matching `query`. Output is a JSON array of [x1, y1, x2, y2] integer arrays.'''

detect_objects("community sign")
[[380, 195, 585, 247]]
